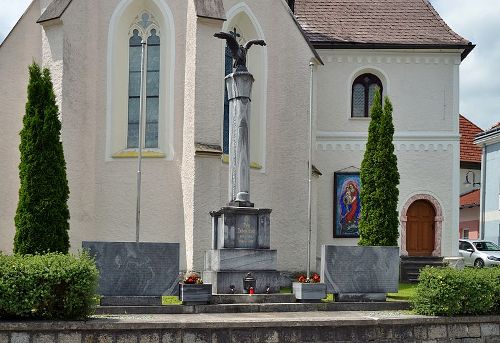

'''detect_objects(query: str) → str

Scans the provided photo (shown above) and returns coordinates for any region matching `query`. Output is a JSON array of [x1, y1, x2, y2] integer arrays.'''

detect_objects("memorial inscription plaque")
[[235, 215, 258, 248]]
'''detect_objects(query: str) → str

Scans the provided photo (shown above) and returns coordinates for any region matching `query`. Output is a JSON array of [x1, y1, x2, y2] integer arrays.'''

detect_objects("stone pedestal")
[[204, 207, 280, 294]]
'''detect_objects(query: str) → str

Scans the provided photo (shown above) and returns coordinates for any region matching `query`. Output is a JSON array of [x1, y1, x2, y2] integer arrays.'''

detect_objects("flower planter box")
[[179, 283, 212, 305], [292, 282, 327, 303], [321, 245, 399, 302]]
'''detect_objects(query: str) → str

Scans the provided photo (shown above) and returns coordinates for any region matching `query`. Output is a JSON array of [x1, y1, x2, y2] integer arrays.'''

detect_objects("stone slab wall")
[[0, 316, 498, 343]]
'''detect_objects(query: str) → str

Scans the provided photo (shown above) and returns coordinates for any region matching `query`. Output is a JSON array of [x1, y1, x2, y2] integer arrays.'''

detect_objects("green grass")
[[387, 283, 417, 301], [162, 296, 182, 305]]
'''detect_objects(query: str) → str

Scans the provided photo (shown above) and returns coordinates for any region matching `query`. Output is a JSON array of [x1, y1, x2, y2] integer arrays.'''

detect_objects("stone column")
[[226, 71, 254, 207]]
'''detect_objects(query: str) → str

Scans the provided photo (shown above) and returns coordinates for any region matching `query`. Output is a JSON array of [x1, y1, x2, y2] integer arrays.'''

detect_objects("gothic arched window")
[[351, 73, 383, 118], [127, 12, 161, 149]]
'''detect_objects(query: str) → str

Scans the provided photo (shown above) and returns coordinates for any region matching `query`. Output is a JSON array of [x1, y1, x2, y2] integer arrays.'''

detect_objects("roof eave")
[[312, 42, 475, 60]]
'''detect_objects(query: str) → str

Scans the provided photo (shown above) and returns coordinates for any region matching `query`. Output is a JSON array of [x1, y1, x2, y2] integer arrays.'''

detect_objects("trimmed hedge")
[[0, 252, 99, 319], [412, 266, 500, 316]]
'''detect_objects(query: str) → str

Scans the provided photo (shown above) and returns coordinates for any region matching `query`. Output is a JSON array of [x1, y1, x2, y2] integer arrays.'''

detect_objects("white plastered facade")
[[0, 0, 463, 272]]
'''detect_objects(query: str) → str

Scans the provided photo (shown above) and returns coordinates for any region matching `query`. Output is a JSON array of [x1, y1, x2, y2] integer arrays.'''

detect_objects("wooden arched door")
[[406, 200, 435, 256]]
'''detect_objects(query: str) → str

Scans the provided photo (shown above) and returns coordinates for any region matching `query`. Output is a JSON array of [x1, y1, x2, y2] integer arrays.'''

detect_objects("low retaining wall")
[[0, 313, 498, 343]]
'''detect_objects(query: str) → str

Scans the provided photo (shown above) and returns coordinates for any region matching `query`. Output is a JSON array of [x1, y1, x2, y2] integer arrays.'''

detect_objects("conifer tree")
[[358, 89, 383, 246], [358, 90, 400, 246], [14, 63, 70, 254]]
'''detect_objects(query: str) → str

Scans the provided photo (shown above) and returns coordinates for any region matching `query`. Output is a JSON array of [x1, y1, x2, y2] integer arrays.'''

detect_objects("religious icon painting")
[[333, 172, 361, 238]]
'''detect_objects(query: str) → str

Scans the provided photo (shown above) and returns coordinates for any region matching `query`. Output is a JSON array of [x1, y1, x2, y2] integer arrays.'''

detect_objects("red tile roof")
[[460, 189, 480, 208], [294, 0, 471, 47], [460, 115, 483, 163]]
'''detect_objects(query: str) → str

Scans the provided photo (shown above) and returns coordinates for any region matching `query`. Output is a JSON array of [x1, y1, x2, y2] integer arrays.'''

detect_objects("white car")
[[458, 239, 500, 268]]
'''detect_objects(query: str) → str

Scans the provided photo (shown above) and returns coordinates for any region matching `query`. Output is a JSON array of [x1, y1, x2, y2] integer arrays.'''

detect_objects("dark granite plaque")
[[82, 241, 180, 296], [235, 214, 258, 248], [320, 245, 399, 294]]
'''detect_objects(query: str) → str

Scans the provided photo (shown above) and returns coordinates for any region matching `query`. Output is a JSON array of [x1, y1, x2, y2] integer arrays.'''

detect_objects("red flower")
[[311, 272, 320, 283], [297, 274, 307, 283]]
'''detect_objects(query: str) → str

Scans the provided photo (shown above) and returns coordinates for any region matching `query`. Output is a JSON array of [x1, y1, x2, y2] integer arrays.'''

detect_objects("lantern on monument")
[[243, 272, 256, 294]]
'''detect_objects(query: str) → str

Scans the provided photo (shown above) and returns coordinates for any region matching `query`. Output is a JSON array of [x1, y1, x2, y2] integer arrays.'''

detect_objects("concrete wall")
[[0, 315, 498, 343], [0, 0, 42, 253], [314, 50, 462, 258], [482, 141, 500, 244]]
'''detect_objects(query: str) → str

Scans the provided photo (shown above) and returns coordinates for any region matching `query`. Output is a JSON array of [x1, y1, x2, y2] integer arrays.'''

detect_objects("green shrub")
[[412, 266, 499, 316], [0, 252, 99, 319]]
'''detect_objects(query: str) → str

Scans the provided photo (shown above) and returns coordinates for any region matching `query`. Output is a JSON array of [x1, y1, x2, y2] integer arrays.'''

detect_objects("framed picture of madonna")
[[333, 172, 361, 238]]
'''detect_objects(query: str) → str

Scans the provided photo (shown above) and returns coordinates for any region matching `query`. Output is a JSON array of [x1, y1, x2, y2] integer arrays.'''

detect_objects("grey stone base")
[[292, 282, 327, 302], [205, 249, 277, 271], [82, 241, 180, 296], [211, 294, 296, 304], [321, 245, 399, 294], [203, 270, 281, 294], [335, 293, 387, 302], [179, 284, 212, 305], [100, 296, 161, 306]]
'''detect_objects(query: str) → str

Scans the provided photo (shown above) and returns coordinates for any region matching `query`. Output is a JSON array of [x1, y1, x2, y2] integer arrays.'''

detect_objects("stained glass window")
[[351, 73, 382, 118], [127, 12, 160, 149]]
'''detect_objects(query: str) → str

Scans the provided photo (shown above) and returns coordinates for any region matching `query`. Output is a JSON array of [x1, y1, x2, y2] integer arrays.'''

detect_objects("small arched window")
[[127, 12, 161, 149], [351, 73, 383, 118]]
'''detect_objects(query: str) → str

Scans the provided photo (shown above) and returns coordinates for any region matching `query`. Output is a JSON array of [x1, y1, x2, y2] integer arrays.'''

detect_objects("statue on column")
[[214, 32, 266, 72]]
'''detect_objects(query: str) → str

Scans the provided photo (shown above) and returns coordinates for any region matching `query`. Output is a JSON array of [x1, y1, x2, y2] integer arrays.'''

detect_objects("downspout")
[[479, 144, 487, 239]]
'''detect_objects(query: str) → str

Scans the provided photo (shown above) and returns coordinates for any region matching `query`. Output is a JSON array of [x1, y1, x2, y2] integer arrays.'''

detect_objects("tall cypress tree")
[[358, 90, 383, 246], [358, 90, 400, 246], [14, 63, 70, 254]]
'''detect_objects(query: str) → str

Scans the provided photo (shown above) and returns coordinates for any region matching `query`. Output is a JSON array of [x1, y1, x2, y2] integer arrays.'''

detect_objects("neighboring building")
[[475, 123, 500, 245], [459, 115, 483, 240], [0, 0, 473, 271]]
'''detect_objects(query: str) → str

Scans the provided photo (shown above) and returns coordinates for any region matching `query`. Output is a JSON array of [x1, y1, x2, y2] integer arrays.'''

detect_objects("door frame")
[[400, 194, 443, 257]]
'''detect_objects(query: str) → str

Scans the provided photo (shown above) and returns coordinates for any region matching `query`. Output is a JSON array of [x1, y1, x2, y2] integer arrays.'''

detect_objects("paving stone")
[[391, 325, 413, 340], [462, 338, 482, 343], [333, 326, 355, 341], [97, 334, 113, 343], [0, 333, 8, 343], [82, 334, 95, 343], [468, 324, 482, 338], [33, 333, 56, 343], [182, 330, 211, 343], [298, 327, 321, 342], [117, 334, 138, 343], [482, 324, 500, 337], [414, 325, 428, 340], [255, 329, 279, 343], [448, 324, 471, 338], [211, 330, 230, 343], [162, 331, 181, 343], [279, 328, 300, 343], [11, 332, 29, 343], [230, 329, 254, 343], [428, 325, 448, 339], [485, 337, 500, 343], [421, 340, 437, 343], [139, 333, 159, 343], [59, 333, 82, 343]]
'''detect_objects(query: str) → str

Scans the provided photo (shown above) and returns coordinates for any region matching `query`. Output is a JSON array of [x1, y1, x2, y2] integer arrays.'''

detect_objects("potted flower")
[[178, 271, 212, 305], [293, 272, 326, 303]]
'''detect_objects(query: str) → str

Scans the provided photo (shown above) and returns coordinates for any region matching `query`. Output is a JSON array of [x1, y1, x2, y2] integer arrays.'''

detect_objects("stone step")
[[95, 301, 411, 315]]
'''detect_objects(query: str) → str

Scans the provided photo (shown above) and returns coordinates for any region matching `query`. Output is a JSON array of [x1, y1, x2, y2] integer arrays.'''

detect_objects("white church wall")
[[0, 0, 43, 254], [53, 0, 190, 268], [314, 49, 462, 257]]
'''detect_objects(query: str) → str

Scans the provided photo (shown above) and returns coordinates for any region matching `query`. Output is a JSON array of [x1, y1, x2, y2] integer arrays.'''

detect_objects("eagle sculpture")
[[214, 31, 266, 72]]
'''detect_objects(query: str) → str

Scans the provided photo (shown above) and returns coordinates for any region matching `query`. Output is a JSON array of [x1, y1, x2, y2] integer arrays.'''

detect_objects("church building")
[[0, 0, 473, 272]]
